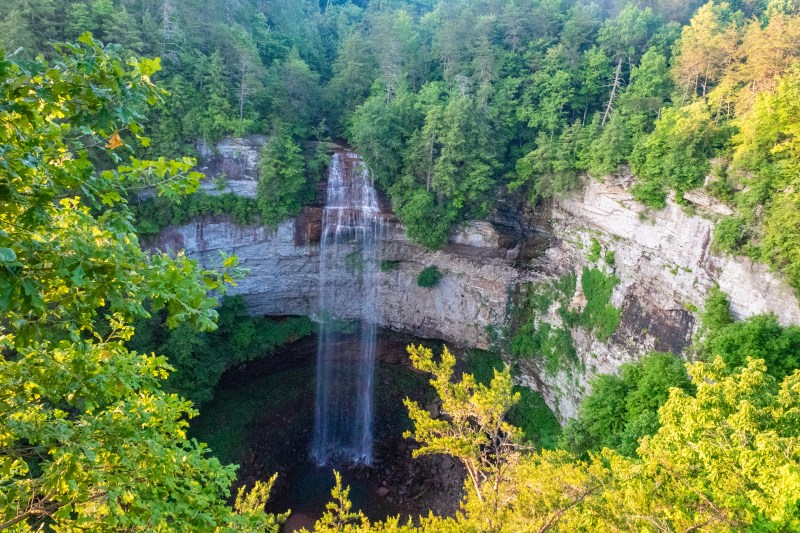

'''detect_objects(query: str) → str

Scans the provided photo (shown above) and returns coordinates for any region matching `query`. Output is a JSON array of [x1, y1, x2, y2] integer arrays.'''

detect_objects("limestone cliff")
[[148, 139, 800, 422], [518, 173, 800, 419], [150, 217, 517, 349]]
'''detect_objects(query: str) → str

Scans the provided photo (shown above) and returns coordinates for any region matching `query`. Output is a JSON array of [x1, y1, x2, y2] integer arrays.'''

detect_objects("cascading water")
[[312, 151, 384, 466]]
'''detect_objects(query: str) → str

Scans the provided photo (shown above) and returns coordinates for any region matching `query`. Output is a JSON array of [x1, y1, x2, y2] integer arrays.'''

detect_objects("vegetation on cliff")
[[5, 2, 800, 532]]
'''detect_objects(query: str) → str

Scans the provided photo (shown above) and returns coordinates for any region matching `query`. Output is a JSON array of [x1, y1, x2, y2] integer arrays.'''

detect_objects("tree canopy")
[[0, 35, 279, 531]]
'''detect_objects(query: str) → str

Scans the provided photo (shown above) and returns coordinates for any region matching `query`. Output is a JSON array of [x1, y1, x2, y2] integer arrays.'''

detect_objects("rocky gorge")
[[149, 137, 800, 421]]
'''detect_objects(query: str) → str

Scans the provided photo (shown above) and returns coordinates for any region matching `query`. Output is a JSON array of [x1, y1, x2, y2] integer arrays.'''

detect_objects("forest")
[[3, 0, 800, 531]]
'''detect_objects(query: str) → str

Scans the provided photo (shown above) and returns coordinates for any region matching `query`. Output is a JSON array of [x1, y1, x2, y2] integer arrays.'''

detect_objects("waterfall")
[[312, 151, 384, 466]]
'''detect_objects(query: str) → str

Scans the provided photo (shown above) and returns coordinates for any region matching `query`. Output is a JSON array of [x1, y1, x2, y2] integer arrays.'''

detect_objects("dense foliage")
[[309, 352, 800, 532], [560, 352, 693, 456], [0, 38, 279, 531], [256, 131, 323, 228], [5, 0, 800, 275], [133, 191, 261, 235], [130, 296, 316, 406], [696, 286, 800, 380]]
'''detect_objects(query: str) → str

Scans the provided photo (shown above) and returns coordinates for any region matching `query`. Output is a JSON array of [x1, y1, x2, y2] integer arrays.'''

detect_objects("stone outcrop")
[[377, 222, 516, 347], [148, 138, 800, 422], [196, 135, 267, 198], [517, 173, 800, 419], [151, 218, 319, 316], [149, 214, 517, 349]]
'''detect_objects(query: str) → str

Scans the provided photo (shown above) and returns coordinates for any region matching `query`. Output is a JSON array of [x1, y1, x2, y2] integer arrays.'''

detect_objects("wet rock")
[[294, 207, 323, 245], [283, 512, 316, 533]]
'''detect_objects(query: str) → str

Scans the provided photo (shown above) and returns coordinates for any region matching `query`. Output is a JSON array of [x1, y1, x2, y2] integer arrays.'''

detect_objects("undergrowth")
[[509, 265, 621, 374]]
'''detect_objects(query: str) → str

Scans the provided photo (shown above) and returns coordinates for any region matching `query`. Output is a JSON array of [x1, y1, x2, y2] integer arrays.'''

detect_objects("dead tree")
[[602, 59, 624, 127]]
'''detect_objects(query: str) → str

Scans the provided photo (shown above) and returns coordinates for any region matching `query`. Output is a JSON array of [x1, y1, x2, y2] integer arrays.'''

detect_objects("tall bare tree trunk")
[[602, 59, 623, 127]]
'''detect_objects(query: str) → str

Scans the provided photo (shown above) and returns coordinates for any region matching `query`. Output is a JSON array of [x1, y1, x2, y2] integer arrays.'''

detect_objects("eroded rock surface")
[[149, 139, 800, 422], [196, 135, 267, 198], [520, 174, 800, 419]]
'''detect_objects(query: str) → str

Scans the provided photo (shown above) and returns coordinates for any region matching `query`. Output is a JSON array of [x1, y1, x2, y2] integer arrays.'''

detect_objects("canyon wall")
[[151, 217, 517, 350], [150, 139, 800, 421], [519, 173, 800, 419]]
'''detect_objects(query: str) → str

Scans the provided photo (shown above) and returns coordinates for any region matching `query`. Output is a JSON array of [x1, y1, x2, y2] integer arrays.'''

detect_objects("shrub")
[[713, 216, 749, 254], [417, 265, 443, 288], [700, 285, 734, 333], [380, 260, 400, 272], [697, 287, 800, 380], [396, 189, 457, 249], [511, 321, 578, 374], [587, 238, 602, 262], [509, 278, 580, 374]]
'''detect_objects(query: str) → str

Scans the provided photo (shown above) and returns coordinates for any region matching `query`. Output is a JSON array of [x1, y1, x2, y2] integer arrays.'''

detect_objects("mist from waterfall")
[[312, 151, 384, 466]]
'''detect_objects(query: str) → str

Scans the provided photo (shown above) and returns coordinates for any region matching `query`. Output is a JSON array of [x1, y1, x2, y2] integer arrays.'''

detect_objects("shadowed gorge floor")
[[190, 329, 466, 530]]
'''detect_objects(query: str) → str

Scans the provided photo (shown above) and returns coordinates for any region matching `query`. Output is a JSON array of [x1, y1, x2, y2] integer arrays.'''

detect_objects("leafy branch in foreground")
[[403, 345, 524, 516], [0, 36, 279, 531]]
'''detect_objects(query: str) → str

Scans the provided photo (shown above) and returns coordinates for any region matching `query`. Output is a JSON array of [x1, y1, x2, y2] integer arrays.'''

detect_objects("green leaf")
[[0, 247, 16, 263]]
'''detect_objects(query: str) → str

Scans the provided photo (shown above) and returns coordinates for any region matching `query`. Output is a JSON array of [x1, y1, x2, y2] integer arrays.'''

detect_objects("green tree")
[[606, 357, 800, 531], [256, 129, 311, 228], [0, 36, 277, 531], [65, 2, 96, 41], [630, 102, 725, 208], [671, 1, 738, 102], [231, 24, 266, 131], [560, 352, 693, 457], [265, 49, 322, 137], [698, 288, 800, 380], [597, 3, 661, 66], [401, 357, 800, 531], [193, 50, 236, 143], [403, 345, 523, 513], [589, 47, 671, 177], [326, 33, 379, 134], [105, 6, 145, 53], [0, 0, 61, 53], [349, 81, 420, 188]]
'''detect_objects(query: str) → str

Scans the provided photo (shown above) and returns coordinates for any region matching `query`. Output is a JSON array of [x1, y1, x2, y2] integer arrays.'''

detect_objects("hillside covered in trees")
[[7, 0, 800, 259], [4, 0, 800, 532]]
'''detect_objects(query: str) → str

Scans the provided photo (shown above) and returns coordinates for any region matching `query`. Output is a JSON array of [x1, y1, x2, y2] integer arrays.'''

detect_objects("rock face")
[[151, 219, 319, 316], [149, 139, 800, 422], [149, 215, 517, 349], [377, 222, 517, 347], [518, 174, 800, 419], [196, 135, 267, 198]]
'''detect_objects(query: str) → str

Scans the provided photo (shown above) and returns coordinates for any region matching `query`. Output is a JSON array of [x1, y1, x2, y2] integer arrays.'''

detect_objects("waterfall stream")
[[312, 151, 384, 466]]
